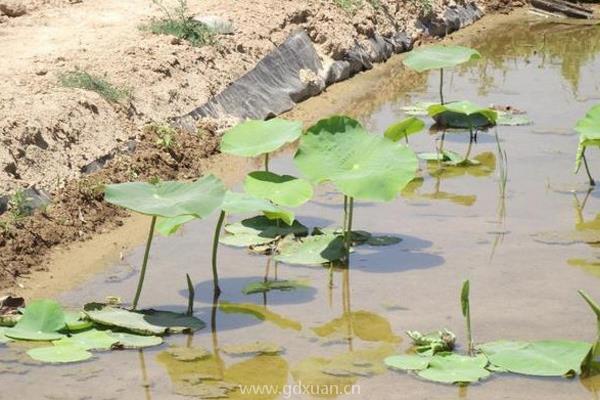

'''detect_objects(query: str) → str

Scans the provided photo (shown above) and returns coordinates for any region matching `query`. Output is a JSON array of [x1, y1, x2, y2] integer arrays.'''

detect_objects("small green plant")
[[59, 71, 130, 103], [8, 190, 30, 220], [147, 123, 177, 150], [146, 0, 215, 47]]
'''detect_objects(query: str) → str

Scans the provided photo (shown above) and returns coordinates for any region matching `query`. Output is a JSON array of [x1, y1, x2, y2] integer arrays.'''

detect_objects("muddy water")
[[4, 12, 600, 400]]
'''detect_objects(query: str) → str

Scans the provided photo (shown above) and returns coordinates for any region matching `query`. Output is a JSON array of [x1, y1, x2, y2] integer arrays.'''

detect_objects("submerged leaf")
[[109, 332, 163, 349], [104, 175, 226, 218], [366, 235, 402, 246], [140, 309, 206, 334], [4, 300, 66, 341], [222, 341, 283, 356], [274, 234, 346, 266], [294, 116, 418, 202], [27, 344, 93, 364], [242, 280, 310, 295], [220, 118, 303, 157], [403, 45, 481, 72], [244, 171, 313, 208], [479, 340, 592, 376], [219, 302, 302, 331], [166, 346, 211, 361]]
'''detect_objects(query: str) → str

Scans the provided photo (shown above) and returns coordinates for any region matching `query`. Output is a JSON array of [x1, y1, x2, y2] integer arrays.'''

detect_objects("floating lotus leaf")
[[384, 117, 425, 142], [104, 174, 226, 218], [166, 346, 211, 361], [418, 150, 463, 163], [496, 111, 533, 126], [244, 171, 313, 208], [312, 311, 400, 343], [274, 234, 346, 266], [0, 327, 12, 344], [428, 101, 498, 129], [64, 311, 93, 332], [417, 353, 490, 384], [294, 116, 418, 202], [140, 309, 206, 333], [242, 280, 310, 295], [222, 341, 283, 356], [109, 332, 163, 349], [221, 216, 308, 247], [479, 340, 592, 376], [366, 235, 402, 246], [575, 104, 600, 171], [403, 45, 481, 72], [385, 354, 430, 371], [220, 118, 303, 157], [27, 344, 93, 364], [84, 307, 166, 336], [311, 228, 371, 245], [219, 302, 301, 331], [400, 102, 437, 116], [4, 300, 66, 341], [56, 329, 118, 351]]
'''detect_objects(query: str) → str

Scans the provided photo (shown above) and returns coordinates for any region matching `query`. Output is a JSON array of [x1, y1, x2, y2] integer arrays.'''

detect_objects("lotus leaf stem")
[[463, 127, 475, 162], [186, 273, 195, 316], [132, 216, 157, 310], [344, 197, 354, 265], [211, 210, 226, 295], [582, 151, 595, 187], [439, 68, 445, 105], [265, 153, 270, 172]]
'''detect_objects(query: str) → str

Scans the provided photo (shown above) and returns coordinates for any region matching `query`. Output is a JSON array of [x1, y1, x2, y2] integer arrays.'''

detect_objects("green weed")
[[59, 71, 131, 103], [145, 0, 215, 47]]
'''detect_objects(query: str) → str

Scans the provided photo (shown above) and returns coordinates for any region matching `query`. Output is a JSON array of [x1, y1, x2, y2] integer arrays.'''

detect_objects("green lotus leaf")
[[84, 307, 166, 336], [139, 309, 206, 334], [27, 344, 93, 364], [384, 117, 425, 142], [416, 353, 490, 384], [220, 118, 303, 157], [479, 340, 592, 377], [222, 341, 283, 356], [219, 232, 277, 247], [275, 234, 346, 266], [4, 299, 66, 341], [403, 45, 481, 72], [0, 327, 12, 344], [225, 216, 308, 239], [496, 111, 533, 126], [165, 345, 211, 361], [385, 354, 431, 371], [56, 329, 118, 351], [64, 311, 93, 332], [242, 280, 310, 295], [104, 174, 226, 218], [108, 332, 164, 349], [428, 101, 498, 129], [575, 105, 600, 171], [156, 191, 294, 236], [294, 116, 418, 202], [245, 171, 313, 208]]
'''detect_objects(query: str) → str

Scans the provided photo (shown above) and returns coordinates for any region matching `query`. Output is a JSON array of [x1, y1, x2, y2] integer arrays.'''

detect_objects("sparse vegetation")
[[59, 71, 131, 103], [147, 123, 177, 150], [145, 0, 215, 47]]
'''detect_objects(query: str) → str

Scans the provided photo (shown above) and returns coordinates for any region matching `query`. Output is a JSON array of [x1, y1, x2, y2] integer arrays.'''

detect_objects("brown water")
[[3, 12, 600, 400]]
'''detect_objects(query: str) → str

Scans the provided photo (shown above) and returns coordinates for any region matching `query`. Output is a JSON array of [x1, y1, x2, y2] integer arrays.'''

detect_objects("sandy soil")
[[0, 0, 518, 290]]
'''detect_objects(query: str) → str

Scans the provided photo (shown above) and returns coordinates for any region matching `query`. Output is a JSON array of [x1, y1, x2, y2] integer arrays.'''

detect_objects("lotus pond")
[[4, 13, 600, 400]]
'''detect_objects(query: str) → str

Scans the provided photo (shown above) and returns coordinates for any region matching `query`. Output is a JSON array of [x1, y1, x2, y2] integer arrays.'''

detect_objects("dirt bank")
[[0, 0, 521, 291]]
